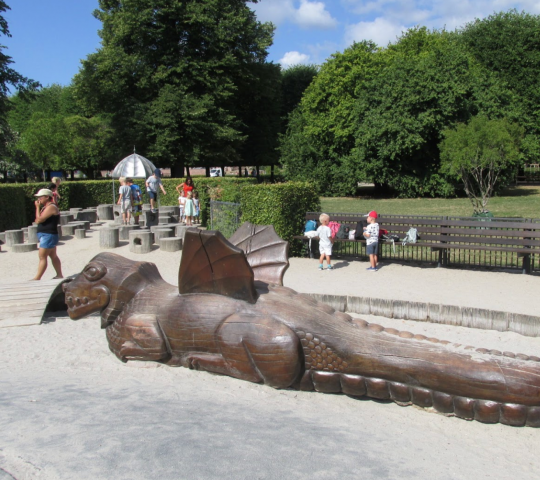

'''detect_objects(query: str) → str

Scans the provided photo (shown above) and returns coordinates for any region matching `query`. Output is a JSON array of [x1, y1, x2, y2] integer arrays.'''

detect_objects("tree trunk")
[[238, 166, 242, 177], [70, 170, 75, 180], [171, 163, 185, 178], [221, 165, 226, 177], [205, 166, 210, 177], [271, 164, 275, 182], [256, 165, 260, 180]]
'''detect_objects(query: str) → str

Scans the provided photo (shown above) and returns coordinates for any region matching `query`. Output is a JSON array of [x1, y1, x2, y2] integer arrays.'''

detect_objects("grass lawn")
[[320, 186, 540, 219]]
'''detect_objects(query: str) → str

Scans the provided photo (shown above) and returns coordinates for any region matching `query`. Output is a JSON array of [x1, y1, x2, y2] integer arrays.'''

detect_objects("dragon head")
[[63, 252, 163, 328]]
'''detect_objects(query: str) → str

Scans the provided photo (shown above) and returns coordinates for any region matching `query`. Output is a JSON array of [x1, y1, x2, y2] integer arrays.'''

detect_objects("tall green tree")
[[0, 1, 39, 158], [73, 0, 277, 174]]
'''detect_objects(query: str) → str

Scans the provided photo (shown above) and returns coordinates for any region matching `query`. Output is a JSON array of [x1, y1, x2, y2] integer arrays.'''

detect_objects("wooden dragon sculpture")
[[64, 222, 540, 427]]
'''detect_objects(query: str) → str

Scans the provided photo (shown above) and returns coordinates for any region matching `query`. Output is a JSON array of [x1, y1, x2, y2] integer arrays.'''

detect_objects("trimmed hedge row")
[[0, 185, 27, 232], [0, 177, 257, 231], [240, 182, 321, 255]]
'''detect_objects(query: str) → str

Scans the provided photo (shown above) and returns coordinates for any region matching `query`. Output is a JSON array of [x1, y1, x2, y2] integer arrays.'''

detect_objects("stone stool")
[[12, 243, 37, 253], [0, 232, 5, 243], [119, 224, 140, 240], [69, 220, 90, 231], [75, 228, 86, 239], [76, 209, 98, 223], [61, 224, 76, 236], [60, 214, 74, 225], [97, 204, 114, 221], [129, 230, 153, 254], [5, 230, 24, 247], [27, 225, 39, 244], [159, 237, 182, 252], [70, 208, 82, 214], [158, 215, 172, 224], [175, 225, 191, 241], [153, 228, 173, 244], [100, 227, 120, 249], [141, 210, 159, 228]]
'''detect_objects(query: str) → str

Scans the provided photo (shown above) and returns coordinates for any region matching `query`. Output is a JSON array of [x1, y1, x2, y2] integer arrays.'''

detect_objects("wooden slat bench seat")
[[294, 213, 540, 274]]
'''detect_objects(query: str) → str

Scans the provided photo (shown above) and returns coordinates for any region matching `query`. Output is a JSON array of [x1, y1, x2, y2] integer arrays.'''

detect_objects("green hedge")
[[240, 182, 321, 255], [0, 177, 258, 231], [0, 185, 27, 232]]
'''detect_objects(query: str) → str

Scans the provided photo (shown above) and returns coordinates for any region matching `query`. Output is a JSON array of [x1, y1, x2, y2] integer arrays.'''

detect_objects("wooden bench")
[[294, 213, 540, 274]]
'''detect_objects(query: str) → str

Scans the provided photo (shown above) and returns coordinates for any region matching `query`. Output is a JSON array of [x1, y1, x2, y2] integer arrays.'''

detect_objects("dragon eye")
[[83, 263, 107, 281]]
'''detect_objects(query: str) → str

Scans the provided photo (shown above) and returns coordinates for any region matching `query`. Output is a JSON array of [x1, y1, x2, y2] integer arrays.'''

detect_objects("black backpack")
[[354, 220, 367, 240], [336, 224, 350, 239]]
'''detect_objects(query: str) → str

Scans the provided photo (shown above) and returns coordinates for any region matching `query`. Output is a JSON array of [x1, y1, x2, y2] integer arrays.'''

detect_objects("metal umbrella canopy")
[[111, 152, 157, 204], [112, 153, 157, 179]]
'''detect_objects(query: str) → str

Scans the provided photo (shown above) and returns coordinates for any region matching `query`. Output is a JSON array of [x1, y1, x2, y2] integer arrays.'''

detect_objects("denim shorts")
[[37, 232, 59, 249], [148, 191, 158, 200], [366, 242, 378, 255]]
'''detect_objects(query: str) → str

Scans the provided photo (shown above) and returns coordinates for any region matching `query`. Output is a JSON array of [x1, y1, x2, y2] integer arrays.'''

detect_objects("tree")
[[460, 11, 540, 161], [439, 116, 523, 213], [280, 40, 381, 195], [280, 64, 318, 125], [73, 0, 277, 174], [0, 1, 39, 155]]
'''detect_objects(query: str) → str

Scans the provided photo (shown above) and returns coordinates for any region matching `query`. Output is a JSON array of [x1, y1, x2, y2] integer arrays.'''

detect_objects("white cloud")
[[252, 0, 338, 29], [280, 51, 312, 67], [345, 17, 407, 47], [251, 0, 296, 26], [295, 0, 338, 29]]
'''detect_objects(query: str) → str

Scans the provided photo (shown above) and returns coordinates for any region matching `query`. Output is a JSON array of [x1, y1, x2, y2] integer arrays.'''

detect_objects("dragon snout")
[[64, 283, 111, 319]]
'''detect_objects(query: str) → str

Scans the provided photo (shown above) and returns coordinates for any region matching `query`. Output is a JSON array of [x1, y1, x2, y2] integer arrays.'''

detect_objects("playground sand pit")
[[1, 223, 539, 479]]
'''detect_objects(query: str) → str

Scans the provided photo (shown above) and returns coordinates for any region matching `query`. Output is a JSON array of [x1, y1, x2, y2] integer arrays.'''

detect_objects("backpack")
[[379, 228, 388, 238], [304, 219, 317, 233], [402, 227, 419, 246], [328, 221, 341, 238], [131, 185, 142, 205], [336, 224, 350, 239], [354, 220, 367, 240]]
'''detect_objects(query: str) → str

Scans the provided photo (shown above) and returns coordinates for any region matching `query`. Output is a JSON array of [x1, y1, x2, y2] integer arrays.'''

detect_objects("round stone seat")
[[119, 224, 140, 240], [159, 237, 182, 252], [100, 227, 120, 249], [27, 225, 39, 244], [97, 204, 114, 221], [61, 224, 76, 236], [5, 230, 24, 247], [75, 228, 87, 239], [12, 243, 37, 253], [129, 230, 153, 254], [153, 228, 173, 243]]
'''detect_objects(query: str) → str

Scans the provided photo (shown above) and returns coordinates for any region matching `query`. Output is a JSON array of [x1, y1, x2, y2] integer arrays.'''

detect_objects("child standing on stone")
[[363, 210, 379, 271], [184, 191, 195, 226], [117, 177, 132, 225], [317, 213, 334, 270]]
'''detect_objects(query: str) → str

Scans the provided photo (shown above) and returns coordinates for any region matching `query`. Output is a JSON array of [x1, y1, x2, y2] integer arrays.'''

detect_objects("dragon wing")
[[178, 228, 258, 304], [228, 222, 289, 286]]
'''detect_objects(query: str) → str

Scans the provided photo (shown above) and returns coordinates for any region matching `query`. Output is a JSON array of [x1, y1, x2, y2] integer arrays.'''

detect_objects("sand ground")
[[1, 224, 540, 479]]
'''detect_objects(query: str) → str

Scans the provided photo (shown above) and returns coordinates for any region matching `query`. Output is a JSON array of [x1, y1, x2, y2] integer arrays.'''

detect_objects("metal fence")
[[304, 212, 540, 273], [210, 200, 241, 238]]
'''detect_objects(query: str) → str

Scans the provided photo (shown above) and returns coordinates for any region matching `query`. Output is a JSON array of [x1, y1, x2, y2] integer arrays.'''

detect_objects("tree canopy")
[[73, 0, 278, 173], [280, 12, 540, 198], [439, 116, 523, 213]]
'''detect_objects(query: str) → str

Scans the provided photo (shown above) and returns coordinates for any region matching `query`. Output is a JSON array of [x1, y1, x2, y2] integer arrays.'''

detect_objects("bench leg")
[[522, 254, 531, 274]]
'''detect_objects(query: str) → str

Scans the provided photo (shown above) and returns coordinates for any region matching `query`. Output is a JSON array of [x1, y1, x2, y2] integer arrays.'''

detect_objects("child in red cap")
[[363, 211, 379, 271]]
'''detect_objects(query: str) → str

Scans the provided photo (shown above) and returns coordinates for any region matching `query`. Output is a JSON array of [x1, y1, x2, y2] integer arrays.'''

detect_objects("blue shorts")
[[38, 232, 59, 249], [148, 191, 158, 200], [366, 242, 378, 255]]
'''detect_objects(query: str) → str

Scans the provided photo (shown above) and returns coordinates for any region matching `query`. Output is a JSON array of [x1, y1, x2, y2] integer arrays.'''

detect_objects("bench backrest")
[[304, 212, 540, 249]]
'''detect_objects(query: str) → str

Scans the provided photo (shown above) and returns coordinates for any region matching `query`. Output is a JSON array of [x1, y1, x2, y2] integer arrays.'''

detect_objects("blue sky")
[[3, 0, 540, 87]]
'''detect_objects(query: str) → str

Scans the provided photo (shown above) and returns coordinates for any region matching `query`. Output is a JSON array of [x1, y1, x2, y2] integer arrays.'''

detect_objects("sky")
[[3, 0, 540, 88]]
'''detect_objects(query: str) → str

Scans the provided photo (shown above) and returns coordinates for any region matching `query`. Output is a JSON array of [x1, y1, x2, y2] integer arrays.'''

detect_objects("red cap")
[[365, 211, 378, 219]]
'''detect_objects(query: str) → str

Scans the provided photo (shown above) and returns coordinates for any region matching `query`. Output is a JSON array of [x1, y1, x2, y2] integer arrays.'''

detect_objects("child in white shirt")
[[363, 210, 379, 271], [317, 213, 334, 270]]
